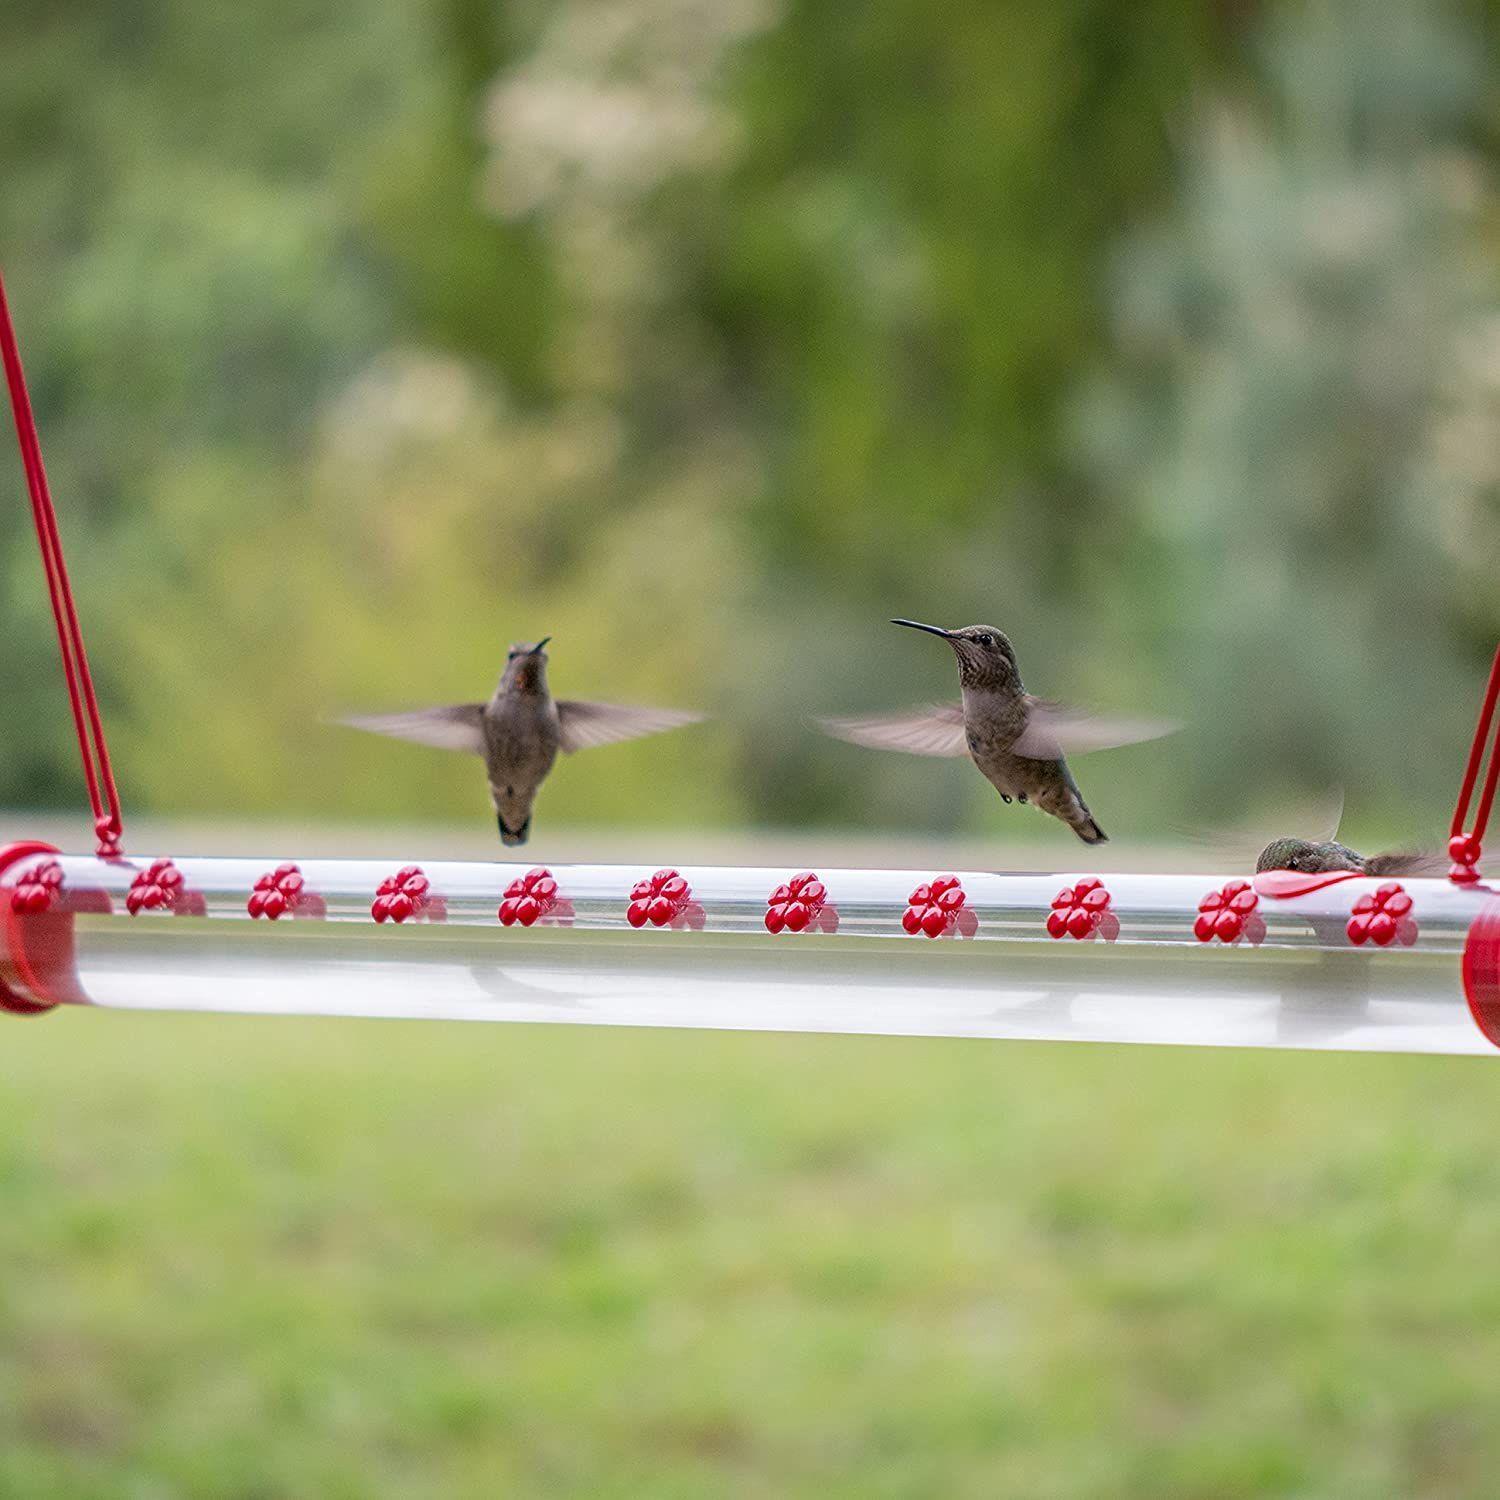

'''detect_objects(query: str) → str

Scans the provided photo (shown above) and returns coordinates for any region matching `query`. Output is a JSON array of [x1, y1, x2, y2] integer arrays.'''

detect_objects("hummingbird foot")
[[498, 814, 532, 847]]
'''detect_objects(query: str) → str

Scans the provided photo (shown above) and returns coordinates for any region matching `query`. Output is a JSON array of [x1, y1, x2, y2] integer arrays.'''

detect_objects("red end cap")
[[1, 842, 89, 1014], [1462, 895, 1500, 1050]]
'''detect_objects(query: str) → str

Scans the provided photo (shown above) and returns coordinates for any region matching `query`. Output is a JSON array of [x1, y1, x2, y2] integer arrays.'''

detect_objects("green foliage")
[[0, 0, 416, 806], [1070, 0, 1500, 827]]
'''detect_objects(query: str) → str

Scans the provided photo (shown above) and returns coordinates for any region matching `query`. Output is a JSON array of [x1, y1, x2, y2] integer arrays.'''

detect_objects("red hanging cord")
[[0, 271, 124, 858], [1448, 642, 1500, 883]]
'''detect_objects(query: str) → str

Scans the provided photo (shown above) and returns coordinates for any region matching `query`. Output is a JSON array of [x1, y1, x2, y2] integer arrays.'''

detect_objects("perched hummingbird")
[[1254, 838, 1444, 878], [338, 638, 706, 846], [817, 619, 1177, 845]]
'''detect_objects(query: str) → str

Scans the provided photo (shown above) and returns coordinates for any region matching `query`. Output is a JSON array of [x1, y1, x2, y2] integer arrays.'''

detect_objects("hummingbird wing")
[[1307, 786, 1345, 844], [1170, 787, 1348, 871], [555, 701, 706, 754], [1011, 699, 1179, 761], [335, 704, 486, 754], [815, 705, 969, 757]]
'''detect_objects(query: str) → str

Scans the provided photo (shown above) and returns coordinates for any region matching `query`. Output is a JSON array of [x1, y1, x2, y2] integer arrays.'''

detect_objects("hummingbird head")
[[1256, 837, 1311, 873], [1255, 837, 1354, 874], [891, 619, 1020, 692], [500, 636, 551, 693]]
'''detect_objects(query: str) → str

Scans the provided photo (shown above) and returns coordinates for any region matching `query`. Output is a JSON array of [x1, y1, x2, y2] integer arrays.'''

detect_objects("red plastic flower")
[[765, 871, 838, 934], [372, 865, 444, 924], [248, 863, 325, 921], [1047, 876, 1118, 941], [1194, 879, 1264, 945], [9, 858, 64, 915], [627, 869, 704, 930], [127, 858, 205, 916], [499, 867, 574, 928], [1347, 882, 1417, 947], [902, 875, 978, 939]]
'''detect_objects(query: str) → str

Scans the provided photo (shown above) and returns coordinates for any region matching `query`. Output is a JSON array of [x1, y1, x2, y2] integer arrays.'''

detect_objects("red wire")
[[1451, 643, 1500, 845], [0, 271, 124, 858]]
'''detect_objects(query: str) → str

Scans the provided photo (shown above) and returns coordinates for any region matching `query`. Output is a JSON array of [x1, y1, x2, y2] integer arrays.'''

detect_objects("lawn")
[[3, 1012, 1499, 1498]]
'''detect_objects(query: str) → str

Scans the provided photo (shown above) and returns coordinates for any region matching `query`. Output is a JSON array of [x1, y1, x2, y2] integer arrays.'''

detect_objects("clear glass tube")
[[2, 851, 1493, 1056]]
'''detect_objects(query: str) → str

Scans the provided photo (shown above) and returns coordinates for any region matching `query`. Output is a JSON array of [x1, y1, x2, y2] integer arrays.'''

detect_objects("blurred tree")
[[0, 0, 412, 806], [0, 0, 1493, 846], [1069, 0, 1499, 837], [475, 0, 1245, 828]]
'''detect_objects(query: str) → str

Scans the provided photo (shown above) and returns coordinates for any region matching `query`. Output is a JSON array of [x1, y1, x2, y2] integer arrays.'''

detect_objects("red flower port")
[[1194, 879, 1265, 945], [902, 875, 978, 939], [9, 858, 63, 915], [127, 858, 205, 916], [1047, 876, 1118, 941], [627, 869, 704, 930], [765, 872, 838, 934], [248, 863, 325, 921], [1347, 882, 1418, 947], [499, 867, 575, 928], [372, 865, 444, 924]]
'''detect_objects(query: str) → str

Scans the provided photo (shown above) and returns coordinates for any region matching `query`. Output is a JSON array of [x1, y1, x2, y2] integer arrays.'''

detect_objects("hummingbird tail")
[[1074, 816, 1108, 846], [498, 814, 531, 847], [1364, 848, 1444, 877]]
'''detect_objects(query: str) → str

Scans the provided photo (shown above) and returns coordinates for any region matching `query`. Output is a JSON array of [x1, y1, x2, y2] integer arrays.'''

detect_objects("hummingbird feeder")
[[5, 271, 1500, 1056]]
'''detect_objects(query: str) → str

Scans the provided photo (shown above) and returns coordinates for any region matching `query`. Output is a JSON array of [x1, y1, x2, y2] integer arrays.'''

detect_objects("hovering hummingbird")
[[1254, 838, 1444, 878], [817, 619, 1177, 845], [338, 638, 706, 846]]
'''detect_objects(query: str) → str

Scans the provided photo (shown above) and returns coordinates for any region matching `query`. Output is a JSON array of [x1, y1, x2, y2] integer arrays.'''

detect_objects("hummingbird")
[[817, 619, 1177, 845], [1236, 787, 1443, 877], [1254, 838, 1444, 878], [337, 638, 706, 846]]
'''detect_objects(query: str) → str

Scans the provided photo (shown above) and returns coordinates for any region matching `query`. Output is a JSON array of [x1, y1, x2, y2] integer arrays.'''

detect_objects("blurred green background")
[[6, 3, 1500, 1497], [4, 0, 1499, 847]]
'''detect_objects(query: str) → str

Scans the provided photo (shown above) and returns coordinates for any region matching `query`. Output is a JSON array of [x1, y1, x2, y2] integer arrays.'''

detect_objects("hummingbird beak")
[[532, 636, 552, 653], [890, 618, 953, 640]]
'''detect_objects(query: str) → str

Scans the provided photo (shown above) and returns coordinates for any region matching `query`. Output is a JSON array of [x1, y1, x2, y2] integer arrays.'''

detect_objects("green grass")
[[3, 1014, 1500, 1498]]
